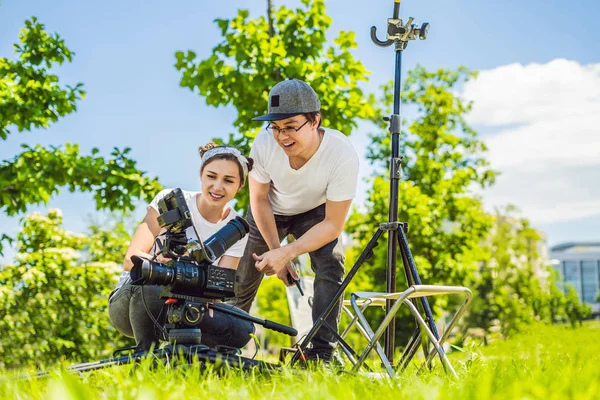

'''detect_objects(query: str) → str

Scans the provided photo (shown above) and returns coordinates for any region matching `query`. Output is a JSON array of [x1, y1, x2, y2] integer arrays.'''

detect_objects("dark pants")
[[108, 280, 255, 352], [235, 204, 345, 352]]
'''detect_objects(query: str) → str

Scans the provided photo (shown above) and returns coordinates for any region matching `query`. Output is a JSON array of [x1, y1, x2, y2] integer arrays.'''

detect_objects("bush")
[[0, 209, 133, 369]]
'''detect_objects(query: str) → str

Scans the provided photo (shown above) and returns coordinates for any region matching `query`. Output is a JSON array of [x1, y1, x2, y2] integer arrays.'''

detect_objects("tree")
[[564, 285, 592, 328], [0, 18, 162, 255], [465, 206, 593, 338], [545, 267, 566, 324], [466, 208, 546, 337], [174, 0, 378, 344], [0, 17, 84, 139], [174, 0, 377, 212], [0, 209, 133, 369]]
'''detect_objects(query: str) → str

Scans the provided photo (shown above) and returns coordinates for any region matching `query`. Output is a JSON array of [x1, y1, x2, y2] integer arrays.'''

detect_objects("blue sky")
[[1, 0, 599, 262]]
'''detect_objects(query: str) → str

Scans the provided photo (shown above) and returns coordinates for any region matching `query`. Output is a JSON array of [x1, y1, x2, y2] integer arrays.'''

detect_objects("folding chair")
[[340, 285, 472, 378]]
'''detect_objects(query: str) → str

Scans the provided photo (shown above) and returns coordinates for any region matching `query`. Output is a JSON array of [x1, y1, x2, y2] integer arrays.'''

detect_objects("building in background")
[[550, 242, 600, 313]]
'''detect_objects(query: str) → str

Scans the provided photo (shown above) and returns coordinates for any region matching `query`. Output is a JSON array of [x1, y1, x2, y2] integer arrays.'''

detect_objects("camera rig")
[[28, 189, 297, 378]]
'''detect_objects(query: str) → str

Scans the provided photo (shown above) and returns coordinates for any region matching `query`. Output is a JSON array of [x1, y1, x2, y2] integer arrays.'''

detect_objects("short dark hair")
[[303, 112, 323, 132]]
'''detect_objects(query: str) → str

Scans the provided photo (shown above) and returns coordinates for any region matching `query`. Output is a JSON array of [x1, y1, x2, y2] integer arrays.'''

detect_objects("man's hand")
[[253, 249, 299, 287]]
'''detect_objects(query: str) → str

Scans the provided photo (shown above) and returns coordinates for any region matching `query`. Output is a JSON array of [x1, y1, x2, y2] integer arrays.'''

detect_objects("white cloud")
[[462, 59, 600, 224]]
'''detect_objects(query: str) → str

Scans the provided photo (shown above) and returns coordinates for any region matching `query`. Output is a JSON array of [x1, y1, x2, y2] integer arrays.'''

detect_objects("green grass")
[[1, 321, 599, 400]]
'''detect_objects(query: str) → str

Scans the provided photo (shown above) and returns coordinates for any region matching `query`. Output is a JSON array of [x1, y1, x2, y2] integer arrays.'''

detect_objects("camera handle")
[[211, 302, 298, 336], [164, 295, 298, 337]]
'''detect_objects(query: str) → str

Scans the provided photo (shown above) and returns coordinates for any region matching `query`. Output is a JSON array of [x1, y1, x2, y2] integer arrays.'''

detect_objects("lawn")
[[1, 321, 598, 399]]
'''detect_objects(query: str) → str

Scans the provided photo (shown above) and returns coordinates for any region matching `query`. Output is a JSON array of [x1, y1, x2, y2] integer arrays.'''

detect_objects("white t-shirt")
[[115, 189, 248, 288], [249, 128, 359, 215]]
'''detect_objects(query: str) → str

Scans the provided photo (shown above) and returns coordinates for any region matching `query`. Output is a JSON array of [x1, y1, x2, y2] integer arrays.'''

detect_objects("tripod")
[[291, 0, 442, 369], [28, 295, 298, 379]]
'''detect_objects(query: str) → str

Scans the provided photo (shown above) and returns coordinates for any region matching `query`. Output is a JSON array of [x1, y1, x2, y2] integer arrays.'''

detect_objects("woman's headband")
[[199, 146, 249, 184]]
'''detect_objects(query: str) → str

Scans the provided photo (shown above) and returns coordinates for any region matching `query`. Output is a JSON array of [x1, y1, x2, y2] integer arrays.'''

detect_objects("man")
[[235, 78, 359, 362]]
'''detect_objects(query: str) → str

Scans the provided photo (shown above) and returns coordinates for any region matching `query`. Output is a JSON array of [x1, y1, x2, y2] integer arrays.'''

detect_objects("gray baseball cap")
[[252, 78, 321, 121]]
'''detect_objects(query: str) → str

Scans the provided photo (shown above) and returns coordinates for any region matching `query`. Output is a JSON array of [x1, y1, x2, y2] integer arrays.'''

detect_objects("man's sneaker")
[[298, 348, 344, 369]]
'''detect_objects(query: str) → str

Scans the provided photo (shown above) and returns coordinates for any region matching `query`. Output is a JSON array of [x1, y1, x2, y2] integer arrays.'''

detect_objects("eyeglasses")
[[266, 119, 310, 136]]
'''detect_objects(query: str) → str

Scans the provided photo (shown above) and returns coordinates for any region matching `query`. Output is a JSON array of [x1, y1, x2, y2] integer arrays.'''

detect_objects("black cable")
[[141, 237, 169, 340], [140, 284, 168, 340]]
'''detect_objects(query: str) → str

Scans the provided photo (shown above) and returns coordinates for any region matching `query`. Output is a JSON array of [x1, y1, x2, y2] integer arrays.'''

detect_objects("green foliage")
[[564, 285, 592, 328], [0, 17, 85, 138], [0, 143, 162, 217], [545, 268, 567, 324], [345, 66, 496, 342], [467, 208, 592, 338], [175, 0, 377, 212], [367, 66, 496, 189], [254, 276, 292, 349], [467, 209, 545, 337], [0, 18, 163, 255], [0, 209, 133, 369]]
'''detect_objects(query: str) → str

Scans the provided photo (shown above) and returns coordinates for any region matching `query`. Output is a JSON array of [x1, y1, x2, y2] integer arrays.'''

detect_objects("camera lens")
[[130, 256, 174, 285], [202, 216, 250, 262]]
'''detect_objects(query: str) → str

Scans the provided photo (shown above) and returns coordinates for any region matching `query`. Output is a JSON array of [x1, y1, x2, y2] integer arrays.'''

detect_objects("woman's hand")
[[154, 253, 171, 263]]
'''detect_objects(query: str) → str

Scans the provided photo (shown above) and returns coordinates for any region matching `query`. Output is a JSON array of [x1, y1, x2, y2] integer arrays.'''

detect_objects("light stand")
[[291, 0, 443, 368], [371, 0, 434, 364]]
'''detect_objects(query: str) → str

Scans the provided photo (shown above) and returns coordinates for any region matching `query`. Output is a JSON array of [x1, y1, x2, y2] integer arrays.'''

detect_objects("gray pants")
[[108, 280, 255, 352], [235, 204, 345, 352]]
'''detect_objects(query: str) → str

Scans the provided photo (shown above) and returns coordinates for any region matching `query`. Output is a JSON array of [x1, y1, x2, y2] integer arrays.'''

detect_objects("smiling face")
[[200, 158, 241, 206], [268, 114, 321, 159]]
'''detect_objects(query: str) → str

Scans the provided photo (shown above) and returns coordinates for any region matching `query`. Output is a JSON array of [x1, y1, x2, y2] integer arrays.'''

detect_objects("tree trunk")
[[267, 0, 275, 37], [266, 0, 281, 81]]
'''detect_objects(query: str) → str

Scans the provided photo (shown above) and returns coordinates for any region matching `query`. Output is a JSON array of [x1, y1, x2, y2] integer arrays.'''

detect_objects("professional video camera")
[[129, 188, 248, 299], [22, 189, 296, 379], [128, 188, 295, 346]]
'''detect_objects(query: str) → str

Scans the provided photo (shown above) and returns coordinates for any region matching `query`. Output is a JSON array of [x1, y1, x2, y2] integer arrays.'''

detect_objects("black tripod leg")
[[28, 345, 280, 380], [397, 227, 441, 340], [398, 235, 432, 365], [290, 228, 385, 365], [25, 351, 147, 379], [396, 235, 426, 369]]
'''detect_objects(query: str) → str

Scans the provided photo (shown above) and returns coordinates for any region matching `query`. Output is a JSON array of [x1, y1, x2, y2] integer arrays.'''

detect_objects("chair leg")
[[341, 301, 372, 340], [350, 295, 409, 377], [421, 294, 471, 368], [397, 328, 421, 372], [343, 287, 471, 377], [341, 302, 386, 368], [403, 300, 458, 378]]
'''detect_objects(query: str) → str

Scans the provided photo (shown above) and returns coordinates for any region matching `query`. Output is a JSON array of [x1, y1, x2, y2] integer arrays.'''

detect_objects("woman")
[[108, 143, 255, 352]]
